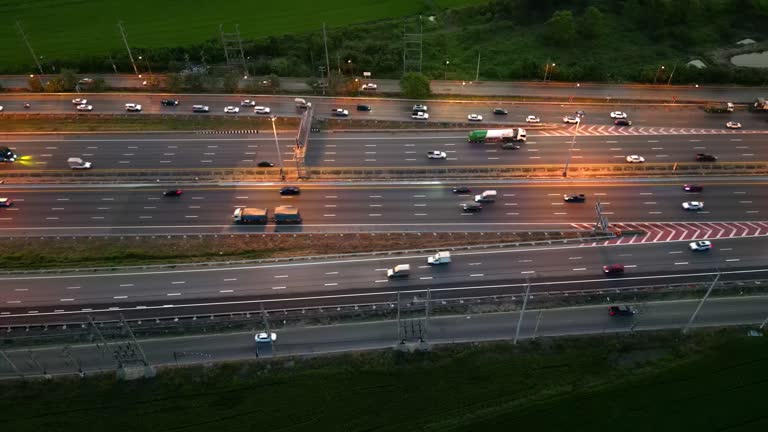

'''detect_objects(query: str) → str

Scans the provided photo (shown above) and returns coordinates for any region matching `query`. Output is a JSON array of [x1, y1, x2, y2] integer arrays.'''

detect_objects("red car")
[[603, 264, 625, 275]]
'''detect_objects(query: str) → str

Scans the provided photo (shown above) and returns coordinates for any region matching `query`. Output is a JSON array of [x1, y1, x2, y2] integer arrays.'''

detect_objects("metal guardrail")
[[0, 234, 608, 275], [2, 277, 765, 336]]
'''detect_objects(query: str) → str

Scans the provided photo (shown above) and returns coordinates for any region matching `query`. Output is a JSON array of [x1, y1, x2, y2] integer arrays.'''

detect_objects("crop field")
[[1, 330, 766, 431], [0, 0, 486, 68]]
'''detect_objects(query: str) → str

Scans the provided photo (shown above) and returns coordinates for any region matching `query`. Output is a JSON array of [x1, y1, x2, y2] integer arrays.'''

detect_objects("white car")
[[427, 150, 447, 159], [361, 83, 378, 90], [689, 240, 712, 251], [0, 105, 3, 112], [72, 98, 87, 105], [76, 104, 93, 112], [413, 104, 428, 112], [224, 106, 240, 114], [626, 155, 645, 163], [254, 332, 277, 343], [240, 100, 257, 107], [525, 115, 541, 123], [563, 116, 580, 124], [124, 103, 142, 112], [467, 114, 483, 122], [192, 105, 210, 113], [682, 201, 704, 211], [412, 112, 429, 120], [610, 111, 627, 119], [332, 108, 349, 117], [726, 121, 741, 129], [254, 106, 271, 114]]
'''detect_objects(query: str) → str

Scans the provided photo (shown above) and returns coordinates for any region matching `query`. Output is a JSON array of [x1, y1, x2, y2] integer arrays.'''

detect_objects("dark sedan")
[[163, 189, 183, 197], [280, 186, 301, 195], [563, 193, 586, 202], [258, 161, 275, 167]]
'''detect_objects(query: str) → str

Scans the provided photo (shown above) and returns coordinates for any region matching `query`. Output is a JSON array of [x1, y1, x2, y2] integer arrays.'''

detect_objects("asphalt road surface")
[[0, 181, 766, 235], [0, 236, 765, 319], [3, 93, 768, 127], [1, 296, 766, 379], [2, 131, 767, 173], [1, 74, 767, 102]]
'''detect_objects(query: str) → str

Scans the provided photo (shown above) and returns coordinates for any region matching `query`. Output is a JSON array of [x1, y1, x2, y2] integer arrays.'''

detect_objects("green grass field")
[[1, 330, 766, 431], [0, 0, 486, 68]]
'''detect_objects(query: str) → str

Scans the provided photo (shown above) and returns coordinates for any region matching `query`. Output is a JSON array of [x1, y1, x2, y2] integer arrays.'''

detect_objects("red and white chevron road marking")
[[539, 126, 768, 137], [571, 221, 768, 246]]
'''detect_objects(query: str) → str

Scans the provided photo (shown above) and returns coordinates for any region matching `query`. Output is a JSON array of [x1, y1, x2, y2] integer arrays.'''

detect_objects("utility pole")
[[117, 21, 139, 75], [683, 273, 721, 334], [0, 348, 22, 379], [423, 286, 431, 343], [88, 315, 111, 357], [475, 51, 481, 82], [532, 310, 543, 340], [108, 54, 119, 74], [322, 23, 331, 83], [396, 288, 402, 342], [514, 278, 532, 344], [260, 303, 274, 350], [120, 314, 150, 366], [16, 21, 44, 86]]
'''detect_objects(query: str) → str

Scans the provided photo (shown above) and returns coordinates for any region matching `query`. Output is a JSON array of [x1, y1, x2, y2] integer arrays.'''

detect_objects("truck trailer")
[[704, 102, 734, 113], [274, 206, 302, 224], [233, 207, 268, 224], [468, 128, 526, 143]]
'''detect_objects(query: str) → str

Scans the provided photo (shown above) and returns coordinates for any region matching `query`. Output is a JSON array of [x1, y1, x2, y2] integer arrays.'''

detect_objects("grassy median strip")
[[0, 328, 765, 431], [0, 232, 584, 270], [0, 116, 297, 132]]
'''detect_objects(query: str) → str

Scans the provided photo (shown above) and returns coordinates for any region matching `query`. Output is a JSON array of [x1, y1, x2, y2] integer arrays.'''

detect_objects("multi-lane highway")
[[1, 236, 765, 321], [0, 182, 766, 235], [3, 93, 768, 127], [1, 130, 767, 173], [2, 296, 766, 379]]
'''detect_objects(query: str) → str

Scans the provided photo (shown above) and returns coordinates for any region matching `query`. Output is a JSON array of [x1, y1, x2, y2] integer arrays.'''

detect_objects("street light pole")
[[653, 65, 665, 85], [562, 111, 584, 177], [543, 62, 555, 82], [444, 60, 449, 80], [270, 115, 285, 180]]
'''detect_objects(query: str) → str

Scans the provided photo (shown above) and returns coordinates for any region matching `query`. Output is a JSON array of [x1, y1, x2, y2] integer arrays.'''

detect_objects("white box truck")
[[387, 264, 411, 278], [427, 251, 451, 265], [474, 190, 497, 203]]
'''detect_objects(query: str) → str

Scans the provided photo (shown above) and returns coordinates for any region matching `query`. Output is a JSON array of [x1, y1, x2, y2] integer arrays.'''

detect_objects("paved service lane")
[[0, 182, 766, 234], [2, 296, 766, 378], [3, 74, 767, 103]]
